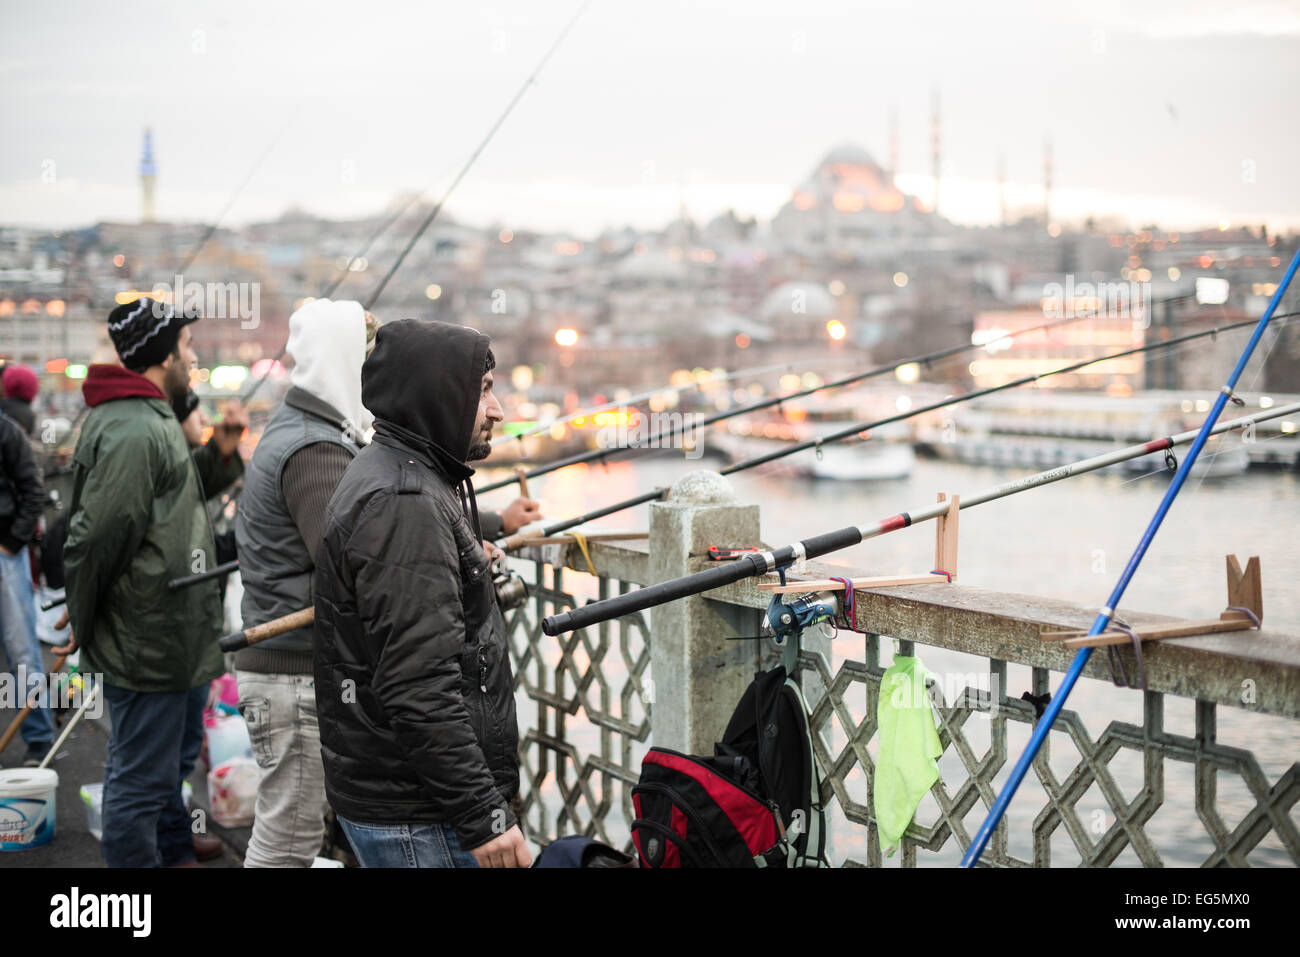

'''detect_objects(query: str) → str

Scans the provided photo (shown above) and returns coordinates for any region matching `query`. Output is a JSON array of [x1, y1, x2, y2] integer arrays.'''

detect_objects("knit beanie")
[[1, 364, 38, 402], [107, 298, 200, 372]]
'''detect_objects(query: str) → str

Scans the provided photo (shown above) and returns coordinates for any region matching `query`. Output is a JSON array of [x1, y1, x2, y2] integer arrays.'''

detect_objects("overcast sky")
[[3, 0, 1298, 236]]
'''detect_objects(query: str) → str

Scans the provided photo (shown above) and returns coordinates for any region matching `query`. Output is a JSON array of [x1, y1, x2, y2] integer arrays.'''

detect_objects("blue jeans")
[[101, 683, 207, 867], [0, 546, 54, 748], [337, 815, 480, 868]]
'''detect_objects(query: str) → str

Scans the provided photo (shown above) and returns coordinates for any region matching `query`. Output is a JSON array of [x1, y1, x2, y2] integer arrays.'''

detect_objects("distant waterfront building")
[[969, 306, 1146, 393], [772, 143, 935, 249], [140, 128, 157, 223]]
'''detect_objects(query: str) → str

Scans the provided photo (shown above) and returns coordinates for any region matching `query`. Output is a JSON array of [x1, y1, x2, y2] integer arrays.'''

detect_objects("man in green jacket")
[[55, 298, 227, 868]]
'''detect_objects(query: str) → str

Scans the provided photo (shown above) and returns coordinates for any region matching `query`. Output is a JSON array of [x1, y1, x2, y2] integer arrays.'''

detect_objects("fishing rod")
[[54, 117, 297, 441], [363, 1, 591, 311], [960, 249, 1300, 867], [241, 0, 592, 403], [539, 398, 1300, 636], [167, 560, 240, 592], [238, 183, 433, 404], [491, 357, 861, 449], [175, 108, 301, 274], [501, 294, 1202, 452], [500, 312, 1293, 550], [476, 305, 1150, 495]]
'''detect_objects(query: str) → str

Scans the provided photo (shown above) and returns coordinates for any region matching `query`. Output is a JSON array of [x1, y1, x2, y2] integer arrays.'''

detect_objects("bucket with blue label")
[[0, 767, 58, 850]]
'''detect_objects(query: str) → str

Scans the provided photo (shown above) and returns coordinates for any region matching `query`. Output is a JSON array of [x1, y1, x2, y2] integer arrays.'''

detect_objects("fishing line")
[[362, 0, 592, 311], [476, 306, 1166, 495], [175, 105, 303, 274], [1182, 300, 1296, 498], [242, 1, 591, 403], [239, 156, 463, 403], [491, 357, 862, 449], [500, 315, 1290, 546], [537, 399, 1300, 636], [959, 246, 1300, 868]]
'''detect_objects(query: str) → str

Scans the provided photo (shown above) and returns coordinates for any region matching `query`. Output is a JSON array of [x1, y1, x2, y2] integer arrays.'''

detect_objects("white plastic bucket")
[[0, 767, 58, 850]]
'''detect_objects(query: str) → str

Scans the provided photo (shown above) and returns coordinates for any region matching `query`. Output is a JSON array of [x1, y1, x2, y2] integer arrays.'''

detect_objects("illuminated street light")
[[555, 328, 579, 347], [826, 320, 846, 341], [895, 362, 920, 384], [1195, 277, 1230, 305]]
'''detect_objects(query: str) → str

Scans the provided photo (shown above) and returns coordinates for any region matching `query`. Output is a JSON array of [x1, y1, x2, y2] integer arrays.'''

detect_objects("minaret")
[[140, 127, 157, 223], [1043, 136, 1053, 229], [997, 150, 1007, 227], [930, 89, 941, 217], [888, 106, 900, 188]]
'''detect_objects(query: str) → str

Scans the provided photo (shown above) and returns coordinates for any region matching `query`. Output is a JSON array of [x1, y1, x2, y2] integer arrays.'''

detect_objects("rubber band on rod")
[[828, 576, 858, 633], [1106, 620, 1146, 690], [1225, 605, 1261, 628]]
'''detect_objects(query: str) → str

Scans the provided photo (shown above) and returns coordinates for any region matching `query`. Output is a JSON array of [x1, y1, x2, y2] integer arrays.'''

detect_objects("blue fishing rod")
[[960, 245, 1300, 868]]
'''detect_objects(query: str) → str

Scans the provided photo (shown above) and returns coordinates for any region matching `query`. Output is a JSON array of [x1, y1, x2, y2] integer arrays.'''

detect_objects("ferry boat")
[[706, 389, 922, 480], [913, 390, 1297, 478]]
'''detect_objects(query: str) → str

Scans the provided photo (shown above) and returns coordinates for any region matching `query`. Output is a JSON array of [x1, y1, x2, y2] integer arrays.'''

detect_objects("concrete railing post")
[[648, 470, 761, 754]]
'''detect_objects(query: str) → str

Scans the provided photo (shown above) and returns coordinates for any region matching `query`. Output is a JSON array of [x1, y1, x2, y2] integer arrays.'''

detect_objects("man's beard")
[[163, 356, 190, 401], [466, 423, 493, 461]]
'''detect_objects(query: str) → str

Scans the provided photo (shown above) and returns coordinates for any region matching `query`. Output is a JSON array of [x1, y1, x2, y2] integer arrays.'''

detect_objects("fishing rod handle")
[[169, 559, 241, 591], [542, 553, 766, 635], [540, 524, 863, 635], [500, 527, 545, 552], [219, 607, 315, 653]]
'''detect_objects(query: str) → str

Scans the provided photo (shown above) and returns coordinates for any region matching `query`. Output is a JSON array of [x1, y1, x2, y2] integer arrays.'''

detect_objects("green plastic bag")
[[875, 656, 942, 856]]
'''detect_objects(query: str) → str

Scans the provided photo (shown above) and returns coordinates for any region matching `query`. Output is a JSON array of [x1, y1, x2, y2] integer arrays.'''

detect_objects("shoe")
[[193, 835, 224, 862], [22, 743, 52, 767]]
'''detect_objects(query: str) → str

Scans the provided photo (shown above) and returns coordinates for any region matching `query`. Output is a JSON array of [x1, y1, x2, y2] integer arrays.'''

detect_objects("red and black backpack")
[[631, 666, 828, 868]]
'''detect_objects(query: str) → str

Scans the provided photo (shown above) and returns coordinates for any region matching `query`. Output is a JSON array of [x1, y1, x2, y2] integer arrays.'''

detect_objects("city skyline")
[[2, 1, 1298, 236]]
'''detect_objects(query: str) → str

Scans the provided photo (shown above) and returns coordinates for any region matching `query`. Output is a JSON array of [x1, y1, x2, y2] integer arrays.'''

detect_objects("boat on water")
[[913, 389, 1296, 478], [706, 389, 919, 480]]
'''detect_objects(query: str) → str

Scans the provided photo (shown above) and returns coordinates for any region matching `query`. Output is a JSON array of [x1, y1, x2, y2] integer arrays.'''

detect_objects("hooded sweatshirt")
[[362, 319, 492, 535], [313, 319, 518, 844], [286, 298, 372, 436], [234, 299, 371, 672]]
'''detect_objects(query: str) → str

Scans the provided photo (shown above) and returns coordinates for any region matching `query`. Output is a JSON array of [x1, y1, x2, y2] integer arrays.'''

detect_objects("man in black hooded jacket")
[[313, 319, 529, 868]]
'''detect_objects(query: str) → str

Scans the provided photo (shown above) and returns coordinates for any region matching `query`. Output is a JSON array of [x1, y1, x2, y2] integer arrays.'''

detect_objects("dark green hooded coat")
[[64, 364, 225, 692]]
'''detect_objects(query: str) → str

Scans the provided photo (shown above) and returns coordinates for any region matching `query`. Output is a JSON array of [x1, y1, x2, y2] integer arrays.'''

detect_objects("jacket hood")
[[286, 298, 372, 435], [362, 320, 491, 476], [82, 363, 165, 408]]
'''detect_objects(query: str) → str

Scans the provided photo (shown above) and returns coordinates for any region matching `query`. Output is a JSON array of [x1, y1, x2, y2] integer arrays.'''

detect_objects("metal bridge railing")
[[503, 488, 1300, 867]]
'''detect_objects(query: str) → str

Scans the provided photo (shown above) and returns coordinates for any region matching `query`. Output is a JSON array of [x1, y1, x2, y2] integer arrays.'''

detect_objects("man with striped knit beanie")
[[55, 298, 228, 867]]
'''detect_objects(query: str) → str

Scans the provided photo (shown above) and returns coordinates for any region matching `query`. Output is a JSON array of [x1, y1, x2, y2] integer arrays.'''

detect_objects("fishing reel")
[[492, 566, 529, 611], [762, 591, 839, 645], [761, 566, 839, 650]]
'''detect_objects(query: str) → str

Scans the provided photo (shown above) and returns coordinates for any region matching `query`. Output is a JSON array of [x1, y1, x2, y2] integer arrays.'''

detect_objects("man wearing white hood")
[[235, 300, 539, 867], [234, 298, 376, 867]]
